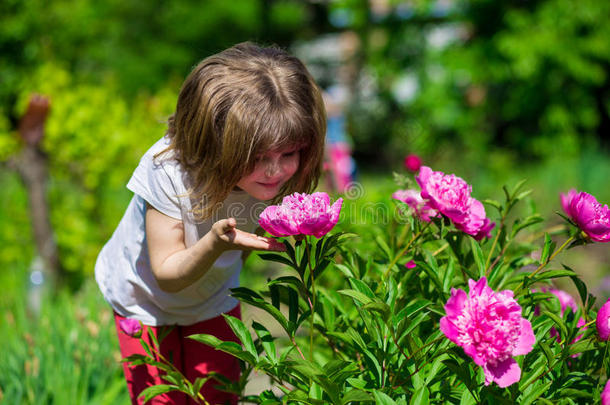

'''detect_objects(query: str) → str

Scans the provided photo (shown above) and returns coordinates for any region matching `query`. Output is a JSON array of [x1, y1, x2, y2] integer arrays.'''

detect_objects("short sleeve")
[[126, 149, 184, 220]]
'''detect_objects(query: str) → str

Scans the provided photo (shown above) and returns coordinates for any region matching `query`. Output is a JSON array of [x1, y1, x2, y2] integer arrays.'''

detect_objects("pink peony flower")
[[561, 189, 610, 243], [119, 318, 142, 338], [405, 260, 417, 269], [259, 192, 343, 238], [440, 277, 535, 388], [392, 189, 438, 222], [597, 298, 610, 341], [603, 380, 610, 405], [416, 166, 495, 240], [404, 154, 422, 172]]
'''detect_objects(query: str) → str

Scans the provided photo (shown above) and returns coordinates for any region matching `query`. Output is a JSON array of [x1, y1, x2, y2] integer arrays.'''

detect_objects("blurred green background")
[[1, 0, 609, 402]]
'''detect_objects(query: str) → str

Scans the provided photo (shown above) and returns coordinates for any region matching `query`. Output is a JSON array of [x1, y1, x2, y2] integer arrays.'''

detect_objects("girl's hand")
[[211, 218, 286, 252]]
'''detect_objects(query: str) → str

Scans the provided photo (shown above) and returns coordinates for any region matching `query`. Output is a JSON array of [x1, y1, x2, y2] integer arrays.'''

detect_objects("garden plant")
[[119, 164, 610, 404]]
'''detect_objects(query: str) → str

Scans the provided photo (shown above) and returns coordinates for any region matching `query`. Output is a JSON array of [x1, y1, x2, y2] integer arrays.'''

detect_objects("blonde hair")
[[161, 42, 326, 220]]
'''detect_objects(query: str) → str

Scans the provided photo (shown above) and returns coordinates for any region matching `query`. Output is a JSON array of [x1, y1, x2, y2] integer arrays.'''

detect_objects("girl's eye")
[[283, 150, 298, 158]]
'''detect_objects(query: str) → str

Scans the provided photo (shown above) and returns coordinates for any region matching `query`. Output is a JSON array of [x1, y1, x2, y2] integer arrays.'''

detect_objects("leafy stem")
[[305, 236, 316, 362], [515, 235, 576, 295], [384, 221, 431, 280], [139, 338, 210, 405]]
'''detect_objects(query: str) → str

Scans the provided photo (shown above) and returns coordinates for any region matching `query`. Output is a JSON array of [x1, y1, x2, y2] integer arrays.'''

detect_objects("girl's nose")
[[265, 159, 281, 177]]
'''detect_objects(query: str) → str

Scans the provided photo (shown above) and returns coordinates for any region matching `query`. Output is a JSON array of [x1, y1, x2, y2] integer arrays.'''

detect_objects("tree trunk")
[[14, 95, 62, 286]]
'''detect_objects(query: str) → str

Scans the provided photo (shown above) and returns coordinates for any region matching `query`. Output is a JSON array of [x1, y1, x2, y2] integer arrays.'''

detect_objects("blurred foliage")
[[0, 0, 609, 290], [335, 0, 610, 168]]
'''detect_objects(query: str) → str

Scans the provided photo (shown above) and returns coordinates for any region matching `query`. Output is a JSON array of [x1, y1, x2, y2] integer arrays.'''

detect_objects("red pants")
[[114, 306, 241, 405]]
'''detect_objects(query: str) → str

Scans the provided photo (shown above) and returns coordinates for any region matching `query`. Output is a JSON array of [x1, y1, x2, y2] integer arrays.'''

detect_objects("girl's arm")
[[146, 204, 284, 293]]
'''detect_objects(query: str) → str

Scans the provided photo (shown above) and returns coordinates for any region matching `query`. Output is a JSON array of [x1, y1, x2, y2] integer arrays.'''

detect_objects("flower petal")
[[444, 288, 467, 318], [513, 318, 535, 356], [484, 358, 521, 388]]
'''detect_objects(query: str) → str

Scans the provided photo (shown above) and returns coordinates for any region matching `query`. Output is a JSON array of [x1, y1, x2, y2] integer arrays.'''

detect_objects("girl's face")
[[236, 146, 300, 200]]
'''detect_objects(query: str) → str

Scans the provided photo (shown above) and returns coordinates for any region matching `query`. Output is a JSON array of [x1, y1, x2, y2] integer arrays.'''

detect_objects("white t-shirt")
[[95, 136, 263, 326]]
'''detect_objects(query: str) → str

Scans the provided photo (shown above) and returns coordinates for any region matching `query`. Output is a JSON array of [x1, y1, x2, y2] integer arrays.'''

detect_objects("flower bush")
[[129, 172, 610, 404]]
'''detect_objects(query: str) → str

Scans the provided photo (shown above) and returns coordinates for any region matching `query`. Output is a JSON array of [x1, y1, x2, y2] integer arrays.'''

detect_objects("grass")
[[0, 265, 128, 404]]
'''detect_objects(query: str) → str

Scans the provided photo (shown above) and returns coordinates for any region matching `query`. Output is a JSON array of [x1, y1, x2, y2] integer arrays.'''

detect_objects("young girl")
[[95, 42, 326, 405]]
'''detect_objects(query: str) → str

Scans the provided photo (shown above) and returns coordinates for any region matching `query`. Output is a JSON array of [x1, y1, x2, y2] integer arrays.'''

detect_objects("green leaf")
[[193, 377, 209, 396], [373, 390, 397, 405], [122, 354, 173, 372], [334, 263, 356, 278], [459, 388, 477, 405], [289, 357, 342, 404], [269, 283, 280, 309], [342, 389, 372, 404], [188, 334, 257, 365], [540, 233, 555, 265], [542, 311, 568, 340], [348, 278, 377, 299], [482, 199, 502, 215], [418, 262, 443, 291], [284, 239, 297, 263], [147, 327, 159, 350], [362, 302, 391, 323], [338, 289, 373, 306], [138, 384, 181, 402], [258, 253, 295, 268], [223, 314, 258, 359], [288, 287, 299, 325], [520, 381, 552, 405], [161, 371, 183, 387], [443, 358, 473, 388], [519, 356, 546, 390], [531, 268, 576, 283], [569, 273, 588, 306], [511, 214, 544, 238], [538, 341, 555, 364], [469, 238, 485, 278], [375, 235, 393, 260], [230, 287, 292, 336], [409, 386, 430, 405], [442, 256, 456, 294], [568, 338, 596, 356], [393, 299, 431, 325], [252, 321, 277, 364]]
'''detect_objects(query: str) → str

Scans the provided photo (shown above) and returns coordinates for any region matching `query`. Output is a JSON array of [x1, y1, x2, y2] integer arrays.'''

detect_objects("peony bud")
[[404, 154, 422, 172], [405, 260, 417, 269], [119, 318, 143, 338]]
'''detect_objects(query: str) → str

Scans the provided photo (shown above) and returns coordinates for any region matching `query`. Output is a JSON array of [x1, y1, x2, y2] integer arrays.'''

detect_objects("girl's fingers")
[[216, 218, 237, 234], [234, 230, 285, 251]]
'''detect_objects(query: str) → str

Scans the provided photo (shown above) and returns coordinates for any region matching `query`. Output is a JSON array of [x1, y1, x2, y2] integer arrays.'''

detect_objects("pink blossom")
[[119, 318, 142, 338], [561, 189, 610, 243], [259, 192, 343, 238], [404, 154, 422, 172], [416, 166, 495, 240], [597, 298, 610, 341], [603, 380, 610, 405], [328, 142, 354, 193], [392, 189, 438, 222], [405, 260, 417, 269], [440, 277, 535, 388]]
